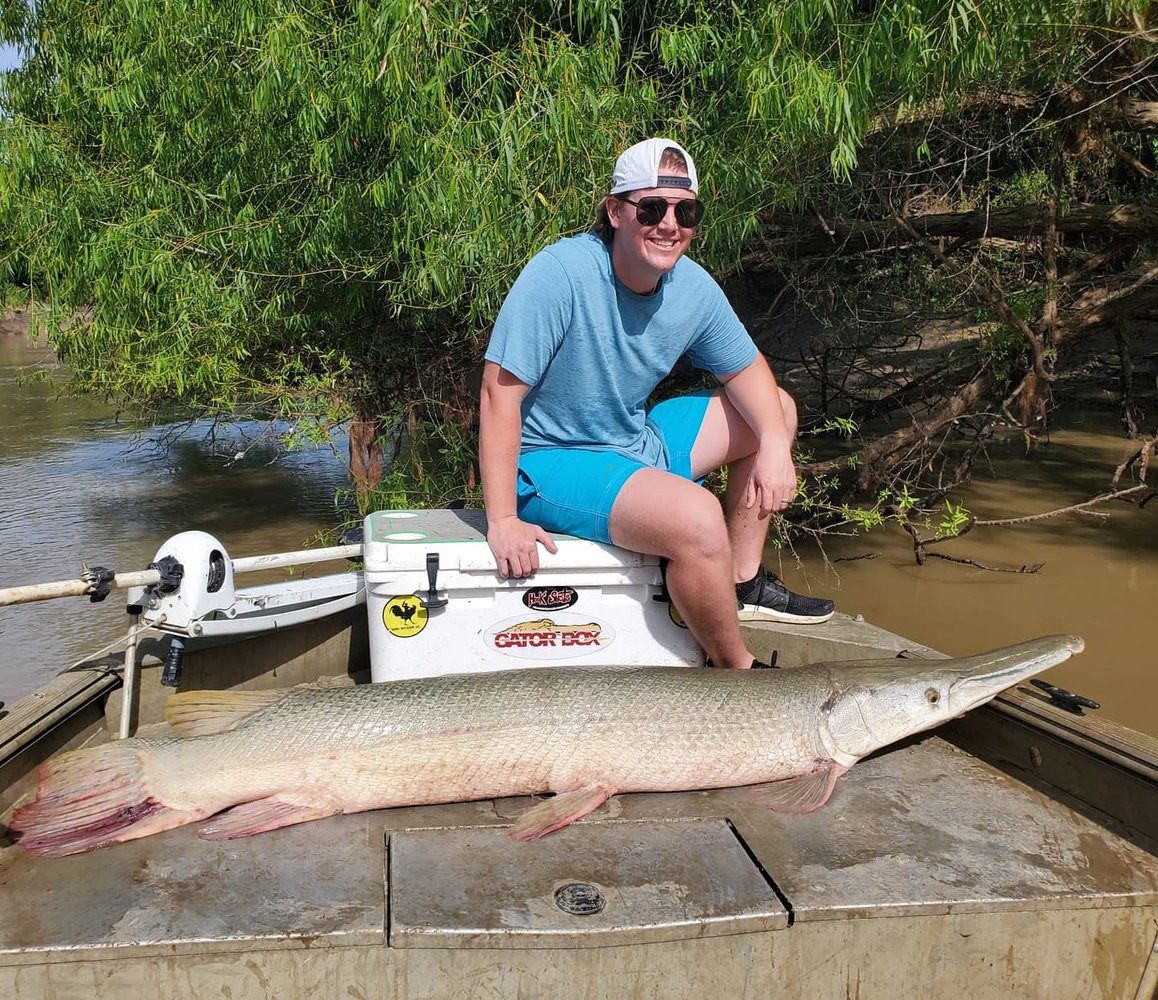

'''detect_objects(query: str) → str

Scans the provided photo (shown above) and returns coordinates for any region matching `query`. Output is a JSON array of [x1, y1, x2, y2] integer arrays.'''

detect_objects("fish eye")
[[925, 688, 940, 705]]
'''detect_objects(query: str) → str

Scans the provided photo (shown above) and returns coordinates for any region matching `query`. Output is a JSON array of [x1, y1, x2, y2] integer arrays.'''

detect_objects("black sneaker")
[[736, 567, 835, 625], [706, 658, 780, 669]]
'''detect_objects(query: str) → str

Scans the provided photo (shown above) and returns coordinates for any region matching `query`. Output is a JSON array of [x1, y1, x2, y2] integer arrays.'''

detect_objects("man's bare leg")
[[608, 468, 754, 670], [690, 388, 799, 584]]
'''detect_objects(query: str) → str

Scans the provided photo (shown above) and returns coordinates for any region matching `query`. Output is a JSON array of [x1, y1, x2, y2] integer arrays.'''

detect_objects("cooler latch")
[[421, 553, 448, 610]]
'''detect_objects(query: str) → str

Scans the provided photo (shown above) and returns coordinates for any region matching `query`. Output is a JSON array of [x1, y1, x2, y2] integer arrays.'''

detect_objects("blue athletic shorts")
[[516, 391, 714, 544]]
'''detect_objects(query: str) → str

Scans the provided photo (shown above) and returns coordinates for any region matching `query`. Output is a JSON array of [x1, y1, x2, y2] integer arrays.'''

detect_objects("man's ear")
[[605, 195, 623, 230]]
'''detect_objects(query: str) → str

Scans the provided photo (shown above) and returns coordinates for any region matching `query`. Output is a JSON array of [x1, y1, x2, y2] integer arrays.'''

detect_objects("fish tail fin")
[[11, 742, 202, 858]]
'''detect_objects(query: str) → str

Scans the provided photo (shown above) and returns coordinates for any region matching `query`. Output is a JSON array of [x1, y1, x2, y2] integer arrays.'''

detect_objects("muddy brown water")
[[2, 327, 1154, 737], [775, 421, 1157, 737]]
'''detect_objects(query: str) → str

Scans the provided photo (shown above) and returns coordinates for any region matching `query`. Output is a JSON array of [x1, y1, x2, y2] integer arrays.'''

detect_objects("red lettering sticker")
[[485, 615, 615, 660]]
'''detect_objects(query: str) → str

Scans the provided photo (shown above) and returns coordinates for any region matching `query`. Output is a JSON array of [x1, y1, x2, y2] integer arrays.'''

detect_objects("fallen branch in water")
[[889, 506, 1054, 571], [897, 511, 975, 566], [1111, 435, 1155, 487], [926, 553, 1043, 573], [974, 484, 1151, 527]]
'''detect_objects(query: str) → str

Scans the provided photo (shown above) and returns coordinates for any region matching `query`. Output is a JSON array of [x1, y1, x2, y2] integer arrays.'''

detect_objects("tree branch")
[[974, 485, 1150, 526], [802, 372, 991, 487], [744, 204, 1158, 262], [926, 553, 1044, 573]]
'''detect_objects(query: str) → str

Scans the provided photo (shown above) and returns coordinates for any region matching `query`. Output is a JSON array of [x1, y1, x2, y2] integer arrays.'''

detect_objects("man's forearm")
[[723, 354, 790, 446], [479, 364, 529, 520], [479, 423, 521, 519]]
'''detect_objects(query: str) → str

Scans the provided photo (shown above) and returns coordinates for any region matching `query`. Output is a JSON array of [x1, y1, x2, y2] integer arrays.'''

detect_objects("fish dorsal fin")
[[746, 763, 848, 814], [165, 689, 288, 737]]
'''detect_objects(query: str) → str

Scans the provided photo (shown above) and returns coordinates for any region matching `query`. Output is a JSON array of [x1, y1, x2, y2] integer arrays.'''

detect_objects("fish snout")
[[947, 634, 1084, 713]]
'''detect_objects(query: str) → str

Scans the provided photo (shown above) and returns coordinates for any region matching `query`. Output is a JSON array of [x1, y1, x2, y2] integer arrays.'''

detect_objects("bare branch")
[[926, 553, 1044, 573], [974, 485, 1151, 526], [1101, 133, 1154, 177], [1112, 436, 1156, 487]]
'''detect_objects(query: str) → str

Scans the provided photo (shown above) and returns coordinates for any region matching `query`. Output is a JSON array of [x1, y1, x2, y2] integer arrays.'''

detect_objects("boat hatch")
[[388, 819, 788, 949], [0, 813, 387, 964], [732, 736, 1158, 924]]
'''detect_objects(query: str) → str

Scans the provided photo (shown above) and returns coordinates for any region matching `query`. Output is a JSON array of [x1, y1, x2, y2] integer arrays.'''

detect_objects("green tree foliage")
[[0, 1, 1147, 498]]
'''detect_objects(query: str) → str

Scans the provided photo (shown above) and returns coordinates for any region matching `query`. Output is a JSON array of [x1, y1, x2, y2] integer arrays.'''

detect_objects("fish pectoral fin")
[[507, 784, 615, 842], [165, 689, 289, 737], [197, 797, 339, 840], [746, 764, 849, 815]]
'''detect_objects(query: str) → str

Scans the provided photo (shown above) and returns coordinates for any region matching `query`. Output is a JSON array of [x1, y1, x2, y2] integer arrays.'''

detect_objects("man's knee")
[[668, 490, 730, 560], [777, 386, 798, 439], [611, 472, 729, 559]]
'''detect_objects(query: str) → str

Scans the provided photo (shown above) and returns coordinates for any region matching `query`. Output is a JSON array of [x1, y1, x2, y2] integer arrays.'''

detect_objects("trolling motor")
[[124, 531, 365, 687], [126, 532, 232, 633], [0, 531, 364, 736], [123, 531, 233, 688], [127, 531, 363, 637]]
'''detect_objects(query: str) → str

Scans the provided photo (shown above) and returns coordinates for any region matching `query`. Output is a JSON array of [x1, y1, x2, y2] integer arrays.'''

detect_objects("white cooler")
[[363, 509, 704, 682]]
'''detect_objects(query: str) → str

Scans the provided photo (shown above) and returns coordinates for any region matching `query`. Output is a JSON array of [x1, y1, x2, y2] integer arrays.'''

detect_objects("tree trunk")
[[348, 415, 385, 510]]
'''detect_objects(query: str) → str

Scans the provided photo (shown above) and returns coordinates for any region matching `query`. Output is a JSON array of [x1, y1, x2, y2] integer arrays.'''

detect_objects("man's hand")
[[487, 514, 559, 579], [743, 441, 797, 516]]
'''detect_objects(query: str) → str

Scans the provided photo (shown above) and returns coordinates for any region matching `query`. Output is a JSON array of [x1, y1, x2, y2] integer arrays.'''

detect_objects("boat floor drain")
[[554, 882, 605, 915]]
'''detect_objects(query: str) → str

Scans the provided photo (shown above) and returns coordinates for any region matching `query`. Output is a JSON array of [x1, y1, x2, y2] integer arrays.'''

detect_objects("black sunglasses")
[[618, 195, 705, 228]]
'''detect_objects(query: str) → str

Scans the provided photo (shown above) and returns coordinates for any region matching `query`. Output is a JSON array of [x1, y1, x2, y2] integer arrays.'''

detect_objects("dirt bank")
[[1, 307, 32, 337]]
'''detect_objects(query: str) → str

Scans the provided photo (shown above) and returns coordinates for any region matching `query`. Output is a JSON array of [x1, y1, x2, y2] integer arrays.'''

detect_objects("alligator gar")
[[10, 634, 1083, 857]]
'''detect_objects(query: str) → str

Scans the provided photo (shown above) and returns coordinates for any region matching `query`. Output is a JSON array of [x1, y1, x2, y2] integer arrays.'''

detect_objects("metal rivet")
[[554, 882, 605, 916]]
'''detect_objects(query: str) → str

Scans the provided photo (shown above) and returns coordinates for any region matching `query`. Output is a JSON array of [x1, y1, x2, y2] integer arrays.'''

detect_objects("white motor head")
[[129, 531, 235, 634]]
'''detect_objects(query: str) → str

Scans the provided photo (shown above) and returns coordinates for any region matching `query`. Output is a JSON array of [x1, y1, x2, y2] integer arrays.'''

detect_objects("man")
[[480, 138, 833, 670]]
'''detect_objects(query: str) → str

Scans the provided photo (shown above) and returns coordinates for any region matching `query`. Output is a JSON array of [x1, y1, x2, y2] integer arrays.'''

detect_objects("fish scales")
[[146, 667, 828, 810]]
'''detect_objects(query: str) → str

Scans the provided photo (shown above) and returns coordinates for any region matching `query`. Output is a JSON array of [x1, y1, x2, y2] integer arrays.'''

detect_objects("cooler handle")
[[421, 553, 448, 609]]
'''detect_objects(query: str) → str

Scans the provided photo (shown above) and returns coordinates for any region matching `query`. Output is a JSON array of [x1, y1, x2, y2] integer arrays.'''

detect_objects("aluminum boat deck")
[[2, 615, 1156, 998]]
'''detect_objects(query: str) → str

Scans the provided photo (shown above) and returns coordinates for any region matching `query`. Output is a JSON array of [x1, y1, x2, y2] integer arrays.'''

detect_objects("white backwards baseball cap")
[[609, 138, 699, 195]]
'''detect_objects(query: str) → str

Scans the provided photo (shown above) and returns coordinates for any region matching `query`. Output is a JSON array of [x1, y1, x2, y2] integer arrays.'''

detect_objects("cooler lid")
[[362, 509, 658, 572]]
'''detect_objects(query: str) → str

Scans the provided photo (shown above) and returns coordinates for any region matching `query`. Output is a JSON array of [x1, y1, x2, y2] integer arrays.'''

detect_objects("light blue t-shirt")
[[485, 233, 757, 467]]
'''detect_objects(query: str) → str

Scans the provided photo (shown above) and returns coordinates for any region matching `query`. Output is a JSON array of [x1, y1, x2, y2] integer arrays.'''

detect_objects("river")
[[2, 322, 1154, 736], [779, 421, 1156, 737], [0, 322, 354, 704]]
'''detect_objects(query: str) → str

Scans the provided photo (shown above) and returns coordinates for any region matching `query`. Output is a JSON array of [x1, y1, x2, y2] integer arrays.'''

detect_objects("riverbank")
[[0, 305, 30, 337]]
